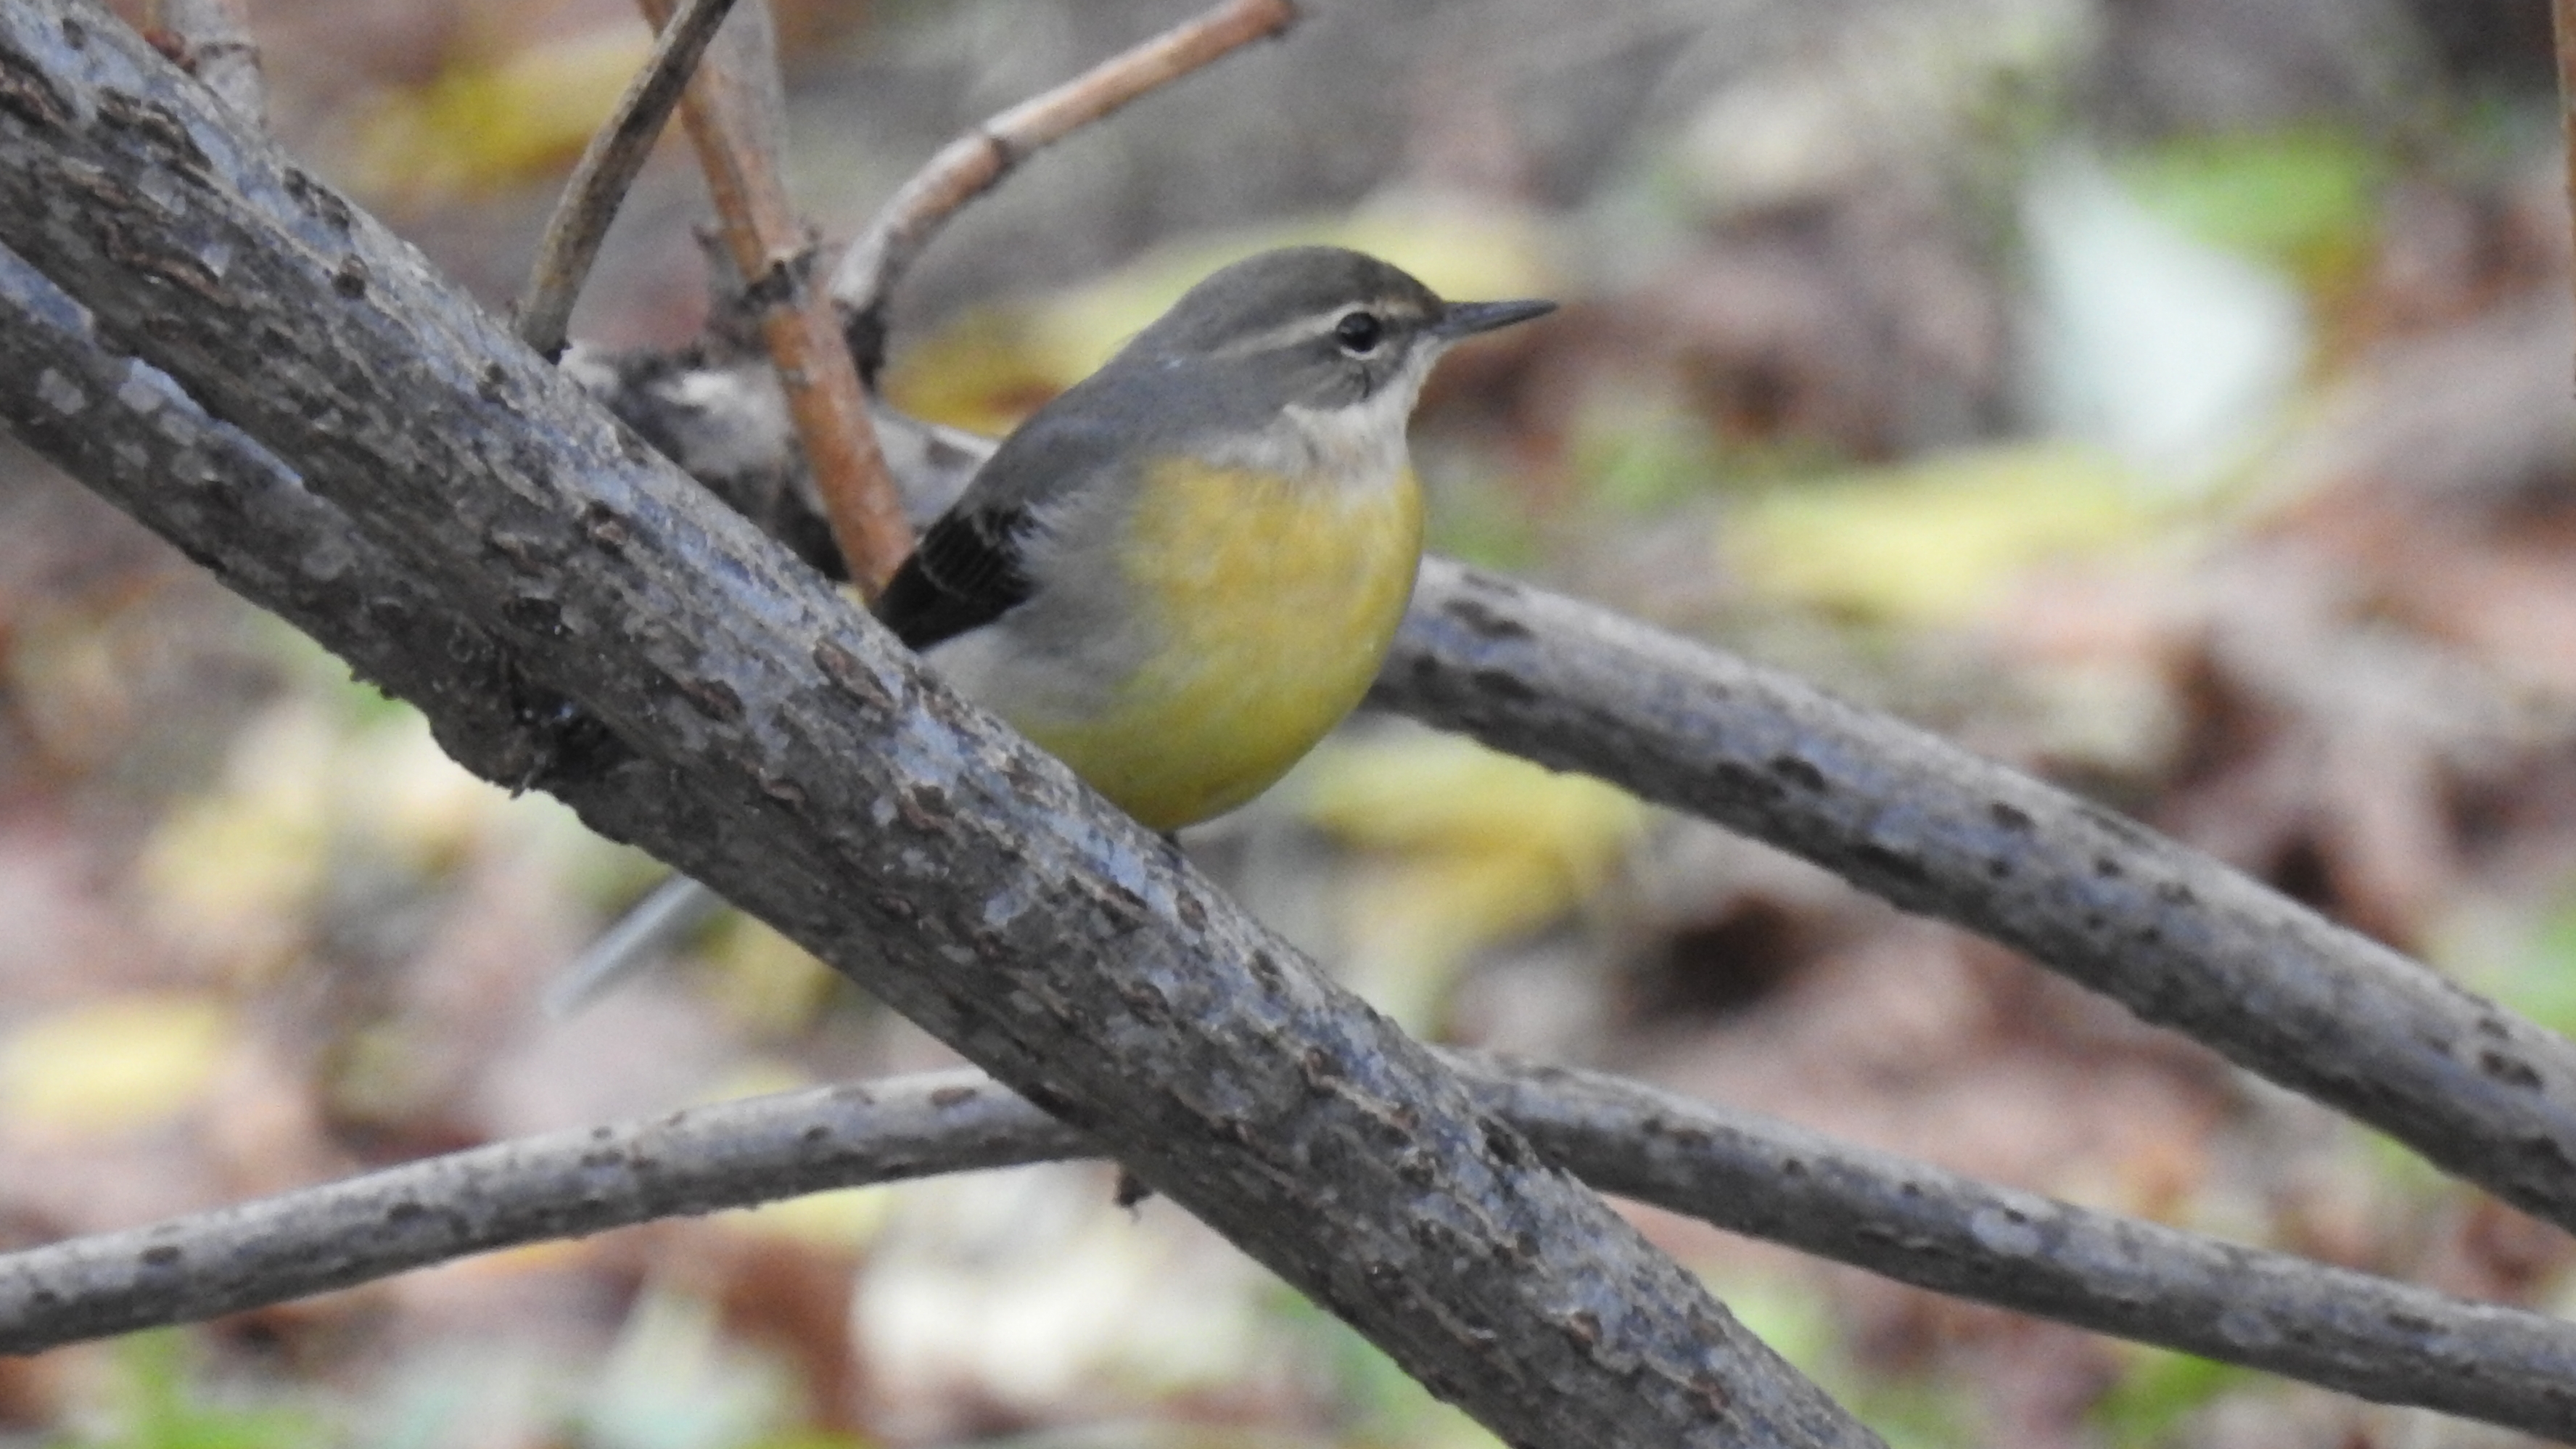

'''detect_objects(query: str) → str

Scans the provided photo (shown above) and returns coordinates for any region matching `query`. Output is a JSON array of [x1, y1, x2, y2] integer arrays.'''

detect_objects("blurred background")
[[9, 0, 2576, 1443]]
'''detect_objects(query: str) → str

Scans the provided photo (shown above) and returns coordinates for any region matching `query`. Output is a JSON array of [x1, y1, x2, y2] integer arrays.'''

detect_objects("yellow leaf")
[[340, 709, 504, 873], [445, 1238, 593, 1279], [138, 706, 335, 973], [723, 1185, 893, 1249], [1729, 443, 2160, 625], [344, 24, 655, 202], [1299, 731, 1641, 1027], [1302, 730, 1640, 865], [0, 994, 231, 1137]]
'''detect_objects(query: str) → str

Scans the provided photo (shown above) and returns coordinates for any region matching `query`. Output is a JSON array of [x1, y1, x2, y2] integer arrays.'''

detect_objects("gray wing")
[[871, 365, 1179, 652]]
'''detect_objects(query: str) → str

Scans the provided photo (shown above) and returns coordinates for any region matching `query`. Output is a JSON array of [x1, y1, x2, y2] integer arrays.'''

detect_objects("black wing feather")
[[873, 366, 1156, 652], [873, 504, 1036, 652]]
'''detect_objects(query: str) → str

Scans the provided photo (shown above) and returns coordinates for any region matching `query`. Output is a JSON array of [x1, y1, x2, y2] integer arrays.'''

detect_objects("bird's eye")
[[1333, 311, 1384, 355]]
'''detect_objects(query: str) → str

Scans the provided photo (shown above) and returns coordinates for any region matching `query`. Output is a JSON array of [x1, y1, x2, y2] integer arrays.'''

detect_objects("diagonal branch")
[[4, 1059, 2574, 1442], [517, 0, 741, 360], [1376, 564, 2576, 1237], [827, 0, 1299, 377], [0, 12, 1869, 1446], [1473, 1057, 2576, 1438]]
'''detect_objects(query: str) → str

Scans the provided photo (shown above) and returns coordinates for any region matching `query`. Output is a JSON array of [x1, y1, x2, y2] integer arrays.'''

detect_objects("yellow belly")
[[1020, 459, 1423, 832]]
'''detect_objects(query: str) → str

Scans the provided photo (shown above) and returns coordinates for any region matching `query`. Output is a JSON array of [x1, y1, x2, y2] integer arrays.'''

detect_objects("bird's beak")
[[1432, 297, 1557, 340]]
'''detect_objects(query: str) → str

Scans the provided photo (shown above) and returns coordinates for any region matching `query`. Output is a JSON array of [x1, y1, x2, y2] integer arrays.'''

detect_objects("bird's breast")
[[1016, 457, 1423, 832]]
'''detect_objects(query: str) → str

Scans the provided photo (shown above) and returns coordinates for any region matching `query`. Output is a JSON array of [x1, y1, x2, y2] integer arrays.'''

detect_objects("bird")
[[547, 245, 1554, 1012]]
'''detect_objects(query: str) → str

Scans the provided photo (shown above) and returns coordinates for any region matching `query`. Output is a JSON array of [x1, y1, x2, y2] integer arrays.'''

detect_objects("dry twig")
[[517, 0, 742, 360], [828, 0, 1300, 373], [2558, 0, 2576, 337], [638, 0, 912, 594]]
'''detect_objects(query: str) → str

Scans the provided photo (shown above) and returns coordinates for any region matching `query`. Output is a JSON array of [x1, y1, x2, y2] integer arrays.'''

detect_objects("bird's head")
[[1124, 245, 1554, 421]]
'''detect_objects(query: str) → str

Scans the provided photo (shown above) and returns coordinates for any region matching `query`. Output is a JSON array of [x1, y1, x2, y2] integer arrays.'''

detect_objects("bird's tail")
[[542, 872, 726, 1017]]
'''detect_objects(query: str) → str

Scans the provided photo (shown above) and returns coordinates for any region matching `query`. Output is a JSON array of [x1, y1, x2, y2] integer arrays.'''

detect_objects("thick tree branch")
[[0, 9, 1869, 1446], [828, 0, 1299, 377], [517, 0, 741, 360], [5, 1058, 2575, 1442]]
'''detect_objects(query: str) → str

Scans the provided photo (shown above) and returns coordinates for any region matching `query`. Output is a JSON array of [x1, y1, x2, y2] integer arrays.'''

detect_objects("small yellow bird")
[[551, 246, 1552, 1009]]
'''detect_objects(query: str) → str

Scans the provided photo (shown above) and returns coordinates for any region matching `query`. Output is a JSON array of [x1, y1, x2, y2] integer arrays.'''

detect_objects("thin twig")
[[141, 0, 265, 129], [2557, 0, 2576, 342], [638, 0, 913, 594], [0, 1074, 1082, 1354], [1472, 1057, 2576, 1441], [828, 0, 1299, 374], [2, 1059, 2573, 1442], [517, 0, 742, 361]]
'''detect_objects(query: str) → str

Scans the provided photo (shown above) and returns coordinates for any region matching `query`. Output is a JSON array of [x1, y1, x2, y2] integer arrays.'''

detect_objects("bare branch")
[[638, 0, 913, 594], [141, 0, 262, 128], [1473, 1057, 2576, 1441], [0, 1072, 1087, 1353], [2558, 0, 2576, 339], [1378, 561, 2576, 1237], [828, 0, 1300, 374], [516, 0, 741, 360], [0, 17, 1870, 1445], [5, 1056, 2575, 1442]]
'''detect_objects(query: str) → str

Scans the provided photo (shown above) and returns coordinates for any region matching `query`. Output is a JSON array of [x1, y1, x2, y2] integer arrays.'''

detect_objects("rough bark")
[[0, 7, 1874, 1445], [1380, 563, 2576, 1236]]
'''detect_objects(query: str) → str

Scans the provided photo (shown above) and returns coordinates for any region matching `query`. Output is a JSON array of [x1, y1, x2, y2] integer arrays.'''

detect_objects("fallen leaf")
[[0, 993, 231, 1138]]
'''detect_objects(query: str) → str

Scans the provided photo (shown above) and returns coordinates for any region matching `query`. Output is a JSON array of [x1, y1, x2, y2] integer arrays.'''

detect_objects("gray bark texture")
[[5, 1058, 2576, 1440], [1379, 564, 2576, 1236], [0, 5, 1879, 1446]]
